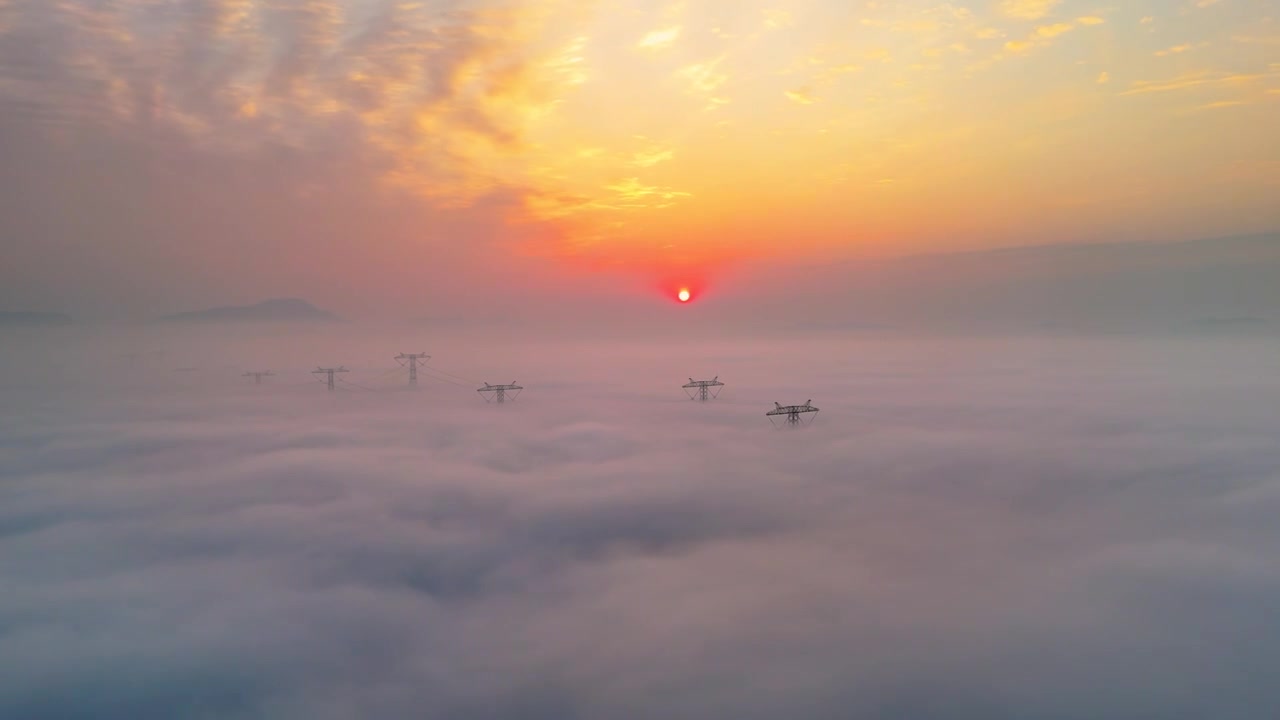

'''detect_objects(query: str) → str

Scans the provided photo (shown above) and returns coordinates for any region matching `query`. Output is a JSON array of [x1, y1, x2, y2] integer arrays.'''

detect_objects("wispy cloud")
[[0, 1, 596, 207], [784, 87, 816, 104], [677, 56, 729, 95], [1155, 42, 1198, 56], [1037, 23, 1075, 38], [637, 26, 681, 50], [604, 177, 691, 207], [631, 148, 675, 167], [1121, 70, 1274, 95], [762, 8, 794, 29], [1000, 0, 1062, 20], [1194, 99, 1248, 109]]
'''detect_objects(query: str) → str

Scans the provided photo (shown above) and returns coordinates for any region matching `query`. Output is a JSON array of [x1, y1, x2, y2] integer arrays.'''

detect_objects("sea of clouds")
[[3, 327, 1280, 718]]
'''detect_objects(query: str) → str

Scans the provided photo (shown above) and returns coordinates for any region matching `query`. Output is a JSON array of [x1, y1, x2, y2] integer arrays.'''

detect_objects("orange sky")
[[373, 0, 1280, 267], [0, 0, 1277, 315]]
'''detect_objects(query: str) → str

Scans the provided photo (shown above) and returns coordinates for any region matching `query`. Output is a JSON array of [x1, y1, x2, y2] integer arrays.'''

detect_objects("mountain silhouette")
[[160, 298, 336, 323]]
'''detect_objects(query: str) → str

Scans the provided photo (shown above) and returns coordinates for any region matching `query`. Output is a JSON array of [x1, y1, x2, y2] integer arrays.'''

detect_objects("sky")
[[4, 4, 1280, 713], [3, 329, 1280, 718], [0, 0, 1278, 317]]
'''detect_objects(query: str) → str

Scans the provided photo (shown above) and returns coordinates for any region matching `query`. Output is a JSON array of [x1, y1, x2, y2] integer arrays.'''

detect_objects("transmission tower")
[[395, 352, 431, 387], [242, 371, 275, 384], [766, 400, 819, 427], [478, 381, 522, 404], [312, 366, 349, 391], [682, 376, 724, 401]]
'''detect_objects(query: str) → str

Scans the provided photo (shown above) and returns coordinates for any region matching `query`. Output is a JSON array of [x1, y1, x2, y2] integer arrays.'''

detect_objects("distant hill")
[[0, 311, 73, 326], [160, 298, 336, 323]]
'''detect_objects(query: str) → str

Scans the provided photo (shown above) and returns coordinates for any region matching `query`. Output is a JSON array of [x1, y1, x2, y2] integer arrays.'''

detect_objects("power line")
[[394, 352, 431, 387], [478, 381, 523, 404], [312, 366, 349, 391], [422, 364, 477, 385], [766, 400, 820, 428], [417, 368, 472, 388], [682, 376, 724, 401]]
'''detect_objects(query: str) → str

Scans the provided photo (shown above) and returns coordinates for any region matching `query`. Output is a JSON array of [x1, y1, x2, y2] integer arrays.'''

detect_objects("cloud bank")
[[3, 330, 1280, 718]]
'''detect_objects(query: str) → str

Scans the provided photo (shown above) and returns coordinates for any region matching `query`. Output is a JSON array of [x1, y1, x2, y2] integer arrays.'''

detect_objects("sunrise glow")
[[0, 0, 1275, 312], [678, 289, 691, 303]]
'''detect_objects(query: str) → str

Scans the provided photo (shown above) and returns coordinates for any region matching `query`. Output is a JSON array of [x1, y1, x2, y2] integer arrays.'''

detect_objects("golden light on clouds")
[[1000, 0, 1062, 20], [1036, 23, 1074, 38], [0, 0, 1275, 273], [784, 87, 817, 104], [637, 26, 681, 50], [1155, 43, 1196, 57]]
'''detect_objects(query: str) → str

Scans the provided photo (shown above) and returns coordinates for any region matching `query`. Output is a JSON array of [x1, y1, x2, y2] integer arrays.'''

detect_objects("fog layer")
[[2, 328, 1279, 718]]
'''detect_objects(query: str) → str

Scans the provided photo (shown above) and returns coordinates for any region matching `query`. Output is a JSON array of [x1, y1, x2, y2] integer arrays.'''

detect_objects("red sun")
[[677, 288, 691, 303]]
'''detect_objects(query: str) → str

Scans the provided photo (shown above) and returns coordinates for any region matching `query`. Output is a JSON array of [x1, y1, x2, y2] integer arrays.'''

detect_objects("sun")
[[677, 288, 691, 303]]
